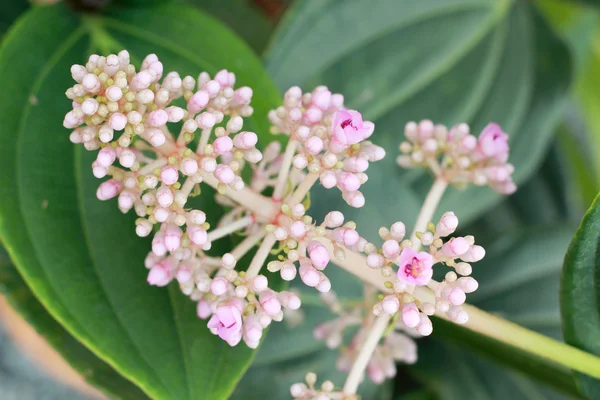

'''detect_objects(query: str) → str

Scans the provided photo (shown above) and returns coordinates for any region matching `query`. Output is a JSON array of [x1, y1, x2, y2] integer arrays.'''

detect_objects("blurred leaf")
[[0, 2, 279, 399], [561, 193, 600, 399], [0, 0, 28, 36], [185, 0, 274, 53], [266, 0, 572, 241], [0, 245, 149, 399]]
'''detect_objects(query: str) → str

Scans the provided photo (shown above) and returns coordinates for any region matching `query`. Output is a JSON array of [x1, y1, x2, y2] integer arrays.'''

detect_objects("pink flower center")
[[404, 257, 424, 278], [340, 118, 356, 130]]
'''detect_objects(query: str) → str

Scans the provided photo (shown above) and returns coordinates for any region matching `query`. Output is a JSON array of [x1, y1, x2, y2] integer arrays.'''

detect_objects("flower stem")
[[287, 172, 319, 206], [272, 140, 297, 200], [343, 178, 448, 394], [231, 231, 267, 260], [245, 234, 277, 278], [343, 314, 390, 394], [207, 216, 254, 243]]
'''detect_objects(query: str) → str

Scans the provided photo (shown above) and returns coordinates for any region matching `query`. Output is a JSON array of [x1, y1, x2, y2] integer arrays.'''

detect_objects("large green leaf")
[[265, 0, 572, 240], [0, 3, 280, 399], [0, 244, 149, 399], [562, 193, 600, 399]]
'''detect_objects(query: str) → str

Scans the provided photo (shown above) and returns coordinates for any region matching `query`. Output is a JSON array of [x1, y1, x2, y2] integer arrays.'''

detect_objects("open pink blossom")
[[396, 248, 433, 286], [331, 109, 373, 146], [207, 304, 243, 346], [477, 123, 509, 162]]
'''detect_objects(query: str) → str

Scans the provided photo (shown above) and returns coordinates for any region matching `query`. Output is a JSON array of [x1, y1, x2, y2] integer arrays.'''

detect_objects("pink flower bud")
[[325, 211, 344, 228], [304, 107, 323, 124], [343, 157, 369, 173], [312, 88, 331, 110], [165, 106, 184, 122], [382, 295, 400, 314], [477, 123, 509, 162], [146, 128, 166, 147], [81, 73, 100, 93], [279, 291, 301, 310], [208, 304, 243, 346], [333, 228, 360, 247], [402, 304, 420, 328], [130, 70, 153, 91], [308, 241, 330, 269], [160, 166, 179, 185], [153, 207, 170, 223], [213, 136, 233, 155], [179, 158, 198, 176], [233, 87, 253, 104], [211, 277, 229, 296], [253, 275, 268, 292], [117, 191, 135, 212], [260, 291, 282, 316], [96, 147, 116, 168], [156, 186, 173, 208], [188, 90, 209, 113], [164, 225, 182, 252], [109, 113, 127, 131], [243, 316, 263, 349], [105, 86, 122, 102], [382, 240, 400, 258], [81, 98, 99, 115], [305, 136, 324, 155], [280, 263, 297, 281], [367, 253, 384, 269], [96, 179, 123, 200], [147, 109, 168, 127], [461, 245, 485, 262], [214, 164, 235, 184], [289, 221, 306, 238], [299, 263, 320, 287], [147, 263, 172, 286], [320, 171, 337, 189], [441, 237, 470, 258], [118, 150, 135, 169], [316, 274, 331, 292], [187, 225, 208, 246], [337, 172, 361, 192], [176, 266, 192, 283], [233, 131, 258, 149], [445, 287, 466, 305], [397, 248, 433, 286], [342, 191, 365, 208], [197, 300, 212, 319], [436, 212, 458, 237], [151, 233, 167, 256], [332, 109, 374, 146]]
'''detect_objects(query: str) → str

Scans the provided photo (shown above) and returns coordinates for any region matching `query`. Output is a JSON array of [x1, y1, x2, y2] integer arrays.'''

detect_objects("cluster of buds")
[[64, 51, 385, 349], [369, 213, 482, 332], [269, 86, 385, 207], [266, 209, 366, 293], [397, 120, 516, 194], [314, 292, 417, 384], [291, 373, 351, 400]]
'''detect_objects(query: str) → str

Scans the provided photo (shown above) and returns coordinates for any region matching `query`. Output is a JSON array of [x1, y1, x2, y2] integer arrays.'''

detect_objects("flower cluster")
[[368, 213, 482, 330], [396, 120, 516, 194], [269, 86, 385, 207], [64, 51, 384, 349], [291, 372, 352, 400], [314, 292, 417, 384]]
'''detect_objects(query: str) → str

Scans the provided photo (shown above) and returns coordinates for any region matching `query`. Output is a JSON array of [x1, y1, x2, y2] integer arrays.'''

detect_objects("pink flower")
[[396, 248, 433, 286], [477, 123, 509, 162], [307, 241, 329, 269], [331, 109, 374, 146], [207, 304, 243, 346]]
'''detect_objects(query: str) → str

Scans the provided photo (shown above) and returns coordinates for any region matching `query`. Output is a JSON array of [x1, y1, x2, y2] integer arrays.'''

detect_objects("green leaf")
[[265, 0, 572, 239], [561, 193, 600, 398], [184, 0, 274, 53], [0, 3, 280, 399], [0, 0, 28, 36], [0, 245, 149, 400]]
